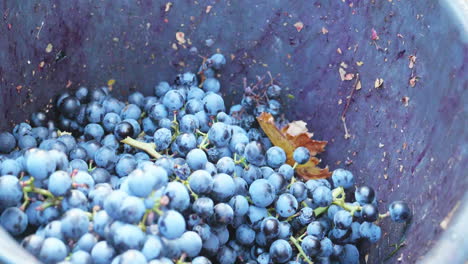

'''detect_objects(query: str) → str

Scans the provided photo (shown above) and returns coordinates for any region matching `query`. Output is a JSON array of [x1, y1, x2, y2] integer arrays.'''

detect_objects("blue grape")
[[331, 169, 355, 189], [18, 135, 38, 149], [278, 221, 292, 239], [37, 206, 60, 225], [1, 207, 28, 235], [275, 193, 298, 218], [115, 154, 137, 177], [202, 78, 221, 93], [269, 239, 292, 263], [389, 201, 411, 223], [203, 93, 225, 116], [163, 90, 185, 112], [244, 141, 265, 166], [25, 149, 56, 180], [61, 208, 90, 240], [48, 171, 72, 196], [236, 224, 255, 246], [113, 223, 145, 251], [103, 113, 122, 133], [120, 104, 142, 120], [153, 128, 172, 151], [216, 157, 235, 175], [120, 196, 146, 224], [92, 210, 112, 238], [158, 210, 186, 239], [39, 237, 68, 264], [71, 250, 92, 264], [249, 179, 276, 207], [155, 81, 171, 97], [312, 186, 332, 207], [307, 221, 325, 239], [164, 181, 190, 211], [202, 232, 220, 256], [293, 147, 310, 164], [91, 241, 116, 264], [70, 146, 87, 160], [266, 146, 286, 168], [247, 206, 268, 229], [213, 203, 234, 225], [186, 99, 204, 115], [84, 123, 105, 141], [0, 159, 21, 176], [0, 175, 23, 209], [103, 190, 128, 220], [289, 182, 308, 202], [278, 164, 294, 181], [301, 235, 321, 257], [189, 170, 214, 195], [75, 232, 97, 253], [86, 102, 105, 123], [267, 84, 282, 98], [186, 149, 208, 170], [192, 256, 212, 264], [208, 53, 226, 70], [355, 185, 376, 205], [242, 165, 261, 184], [141, 235, 162, 260], [70, 159, 88, 171], [192, 197, 214, 218], [217, 246, 237, 264], [21, 234, 44, 257], [0, 132, 17, 153], [178, 231, 203, 257], [211, 173, 235, 202], [208, 122, 232, 148], [268, 172, 286, 194], [298, 207, 315, 226], [338, 244, 359, 264], [261, 216, 280, 239], [228, 195, 249, 216], [334, 210, 353, 230]]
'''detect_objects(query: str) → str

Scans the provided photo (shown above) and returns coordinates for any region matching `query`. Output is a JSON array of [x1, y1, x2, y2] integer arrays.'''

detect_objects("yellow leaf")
[[107, 79, 116, 86]]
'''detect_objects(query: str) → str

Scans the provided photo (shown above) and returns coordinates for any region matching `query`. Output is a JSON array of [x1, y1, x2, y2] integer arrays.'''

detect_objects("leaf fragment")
[[374, 78, 384, 88], [257, 112, 331, 180], [294, 22, 304, 32]]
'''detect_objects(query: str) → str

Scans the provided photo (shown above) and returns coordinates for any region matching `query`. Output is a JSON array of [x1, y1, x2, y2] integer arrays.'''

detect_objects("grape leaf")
[[257, 112, 331, 180]]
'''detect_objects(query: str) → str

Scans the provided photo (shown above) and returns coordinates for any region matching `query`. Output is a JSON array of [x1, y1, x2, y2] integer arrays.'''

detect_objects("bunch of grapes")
[[0, 53, 411, 264]]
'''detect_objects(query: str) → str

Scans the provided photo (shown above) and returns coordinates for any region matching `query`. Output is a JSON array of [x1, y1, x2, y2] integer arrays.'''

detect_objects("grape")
[[114, 121, 135, 141], [208, 53, 226, 70], [261, 217, 280, 239], [355, 185, 375, 205], [163, 90, 185, 112], [298, 207, 315, 226], [333, 210, 353, 230], [217, 246, 237, 264], [153, 128, 172, 151], [267, 172, 286, 194], [39, 237, 68, 264], [293, 147, 310, 164], [208, 123, 232, 148], [164, 181, 190, 211], [0, 159, 21, 176], [312, 186, 333, 207], [192, 256, 212, 264], [25, 149, 56, 180], [92, 241, 116, 264], [247, 205, 268, 229], [120, 196, 146, 224], [202, 232, 220, 256], [249, 179, 276, 207], [389, 201, 411, 223], [75, 233, 98, 253], [1, 207, 28, 235], [189, 170, 214, 195], [61, 208, 90, 240], [186, 149, 208, 170], [228, 195, 249, 216], [213, 203, 234, 225], [154, 81, 171, 97], [338, 244, 359, 264], [148, 103, 168, 121], [158, 210, 186, 239], [203, 93, 225, 116], [93, 210, 112, 237], [331, 169, 354, 189], [301, 235, 321, 257], [0, 175, 23, 209], [275, 193, 299, 218], [192, 197, 214, 218], [103, 97, 125, 114], [103, 190, 129, 220], [18, 135, 38, 150], [278, 221, 292, 239], [361, 203, 379, 222], [115, 154, 137, 177], [236, 224, 255, 246], [86, 102, 105, 123], [113, 223, 145, 251], [47, 171, 72, 196], [179, 231, 203, 257], [71, 250, 92, 264], [202, 78, 221, 93], [120, 104, 142, 120], [266, 146, 286, 168], [269, 239, 292, 263], [21, 234, 44, 256], [307, 221, 325, 239], [84, 123, 105, 141], [211, 173, 235, 202]]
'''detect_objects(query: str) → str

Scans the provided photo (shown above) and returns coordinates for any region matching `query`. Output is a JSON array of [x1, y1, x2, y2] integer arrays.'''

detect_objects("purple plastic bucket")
[[0, 0, 466, 263]]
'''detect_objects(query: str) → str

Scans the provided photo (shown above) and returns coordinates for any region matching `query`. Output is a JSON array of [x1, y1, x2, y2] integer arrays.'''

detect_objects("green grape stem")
[[290, 236, 313, 264], [121, 137, 162, 159]]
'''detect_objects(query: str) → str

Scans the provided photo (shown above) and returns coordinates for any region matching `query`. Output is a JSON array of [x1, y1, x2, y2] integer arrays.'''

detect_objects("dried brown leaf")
[[257, 112, 331, 180]]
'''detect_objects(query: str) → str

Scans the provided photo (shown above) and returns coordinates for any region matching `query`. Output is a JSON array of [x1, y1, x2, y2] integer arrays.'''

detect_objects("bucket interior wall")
[[0, 1, 467, 262]]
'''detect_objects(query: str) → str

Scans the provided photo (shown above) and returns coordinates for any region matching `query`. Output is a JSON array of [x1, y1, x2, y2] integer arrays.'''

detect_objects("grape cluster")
[[0, 53, 411, 264]]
